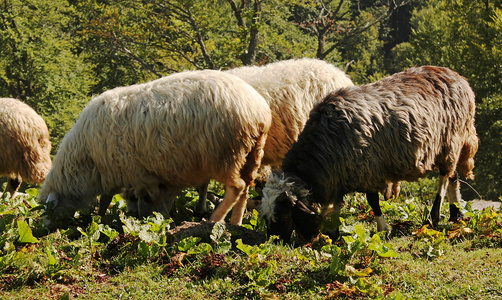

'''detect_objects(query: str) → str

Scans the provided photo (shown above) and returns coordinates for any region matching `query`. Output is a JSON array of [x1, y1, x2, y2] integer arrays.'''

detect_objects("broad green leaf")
[[45, 247, 58, 265], [178, 236, 201, 252], [215, 241, 231, 254], [188, 242, 213, 255], [236, 239, 254, 256], [138, 241, 151, 258], [210, 222, 229, 244], [17, 220, 38, 243]]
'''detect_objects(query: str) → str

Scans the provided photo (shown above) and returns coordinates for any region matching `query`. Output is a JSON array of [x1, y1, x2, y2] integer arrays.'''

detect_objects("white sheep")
[[39, 70, 272, 226], [193, 58, 355, 215], [118, 59, 398, 219], [260, 66, 478, 242], [0, 98, 51, 197], [226, 58, 354, 167]]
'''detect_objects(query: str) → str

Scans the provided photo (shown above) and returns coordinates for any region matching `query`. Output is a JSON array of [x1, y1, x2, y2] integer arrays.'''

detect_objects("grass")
[[378, 237, 502, 298], [1, 178, 502, 299]]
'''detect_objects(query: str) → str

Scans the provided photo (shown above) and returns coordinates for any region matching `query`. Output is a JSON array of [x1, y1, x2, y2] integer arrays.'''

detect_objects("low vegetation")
[[1, 179, 501, 299]]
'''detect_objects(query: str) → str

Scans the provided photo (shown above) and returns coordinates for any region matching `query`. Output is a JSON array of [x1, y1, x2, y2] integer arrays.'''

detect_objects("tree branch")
[[319, 0, 411, 59], [110, 30, 164, 78]]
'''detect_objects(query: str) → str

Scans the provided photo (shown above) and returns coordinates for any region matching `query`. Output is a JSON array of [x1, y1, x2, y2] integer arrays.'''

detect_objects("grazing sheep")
[[260, 66, 478, 242], [39, 70, 271, 226], [226, 58, 354, 167], [192, 58, 355, 216], [0, 98, 51, 197]]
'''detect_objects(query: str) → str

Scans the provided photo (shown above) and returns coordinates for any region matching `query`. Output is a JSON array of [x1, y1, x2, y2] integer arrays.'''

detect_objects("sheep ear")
[[277, 191, 295, 207], [46, 192, 59, 209]]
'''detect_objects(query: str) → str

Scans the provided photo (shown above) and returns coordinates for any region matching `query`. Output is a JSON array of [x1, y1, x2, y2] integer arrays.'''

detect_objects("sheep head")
[[39, 191, 89, 229], [42, 192, 59, 227], [41, 192, 74, 228], [261, 171, 321, 243]]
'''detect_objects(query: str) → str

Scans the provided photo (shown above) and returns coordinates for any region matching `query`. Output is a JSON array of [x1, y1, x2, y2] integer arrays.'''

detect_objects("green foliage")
[[390, 0, 502, 198], [118, 211, 172, 259], [241, 209, 267, 235], [320, 224, 399, 298], [209, 221, 232, 254], [177, 236, 202, 253], [324, 224, 397, 277], [17, 220, 38, 244], [3, 185, 502, 298], [412, 225, 446, 259], [0, 0, 94, 148], [473, 95, 502, 199]]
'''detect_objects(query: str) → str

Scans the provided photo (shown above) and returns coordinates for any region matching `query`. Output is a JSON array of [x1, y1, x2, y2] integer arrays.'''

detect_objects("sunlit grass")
[[1, 178, 501, 299]]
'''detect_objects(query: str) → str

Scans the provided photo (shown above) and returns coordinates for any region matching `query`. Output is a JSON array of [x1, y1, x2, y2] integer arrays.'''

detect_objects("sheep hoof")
[[324, 228, 340, 241], [375, 215, 391, 238], [448, 203, 464, 222], [423, 217, 438, 229]]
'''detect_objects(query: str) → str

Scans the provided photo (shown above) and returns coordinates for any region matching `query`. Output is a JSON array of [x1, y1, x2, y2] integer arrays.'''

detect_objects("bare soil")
[[469, 199, 501, 211]]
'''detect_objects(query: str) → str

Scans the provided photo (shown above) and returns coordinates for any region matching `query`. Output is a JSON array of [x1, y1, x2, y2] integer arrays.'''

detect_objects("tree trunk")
[[316, 29, 327, 60], [244, 0, 261, 65]]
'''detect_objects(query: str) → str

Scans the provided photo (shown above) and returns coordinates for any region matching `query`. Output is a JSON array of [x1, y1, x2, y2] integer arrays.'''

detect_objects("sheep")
[[117, 58, 398, 220], [39, 70, 272, 227], [0, 98, 52, 197], [260, 66, 478, 243], [193, 58, 355, 216], [226, 58, 354, 167]]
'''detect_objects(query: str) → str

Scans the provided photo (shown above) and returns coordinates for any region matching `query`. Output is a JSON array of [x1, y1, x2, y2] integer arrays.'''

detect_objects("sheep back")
[[39, 70, 271, 212], [0, 98, 52, 184], [281, 66, 478, 206], [226, 58, 354, 167]]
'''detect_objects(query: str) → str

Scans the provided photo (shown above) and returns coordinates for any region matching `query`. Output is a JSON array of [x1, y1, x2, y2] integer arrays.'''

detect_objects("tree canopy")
[[0, 0, 500, 198]]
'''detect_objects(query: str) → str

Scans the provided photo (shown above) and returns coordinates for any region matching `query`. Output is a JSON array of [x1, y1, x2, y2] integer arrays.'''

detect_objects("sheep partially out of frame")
[[226, 58, 354, 167], [0, 98, 52, 197], [39, 70, 272, 227], [192, 58, 355, 216], [260, 66, 478, 243]]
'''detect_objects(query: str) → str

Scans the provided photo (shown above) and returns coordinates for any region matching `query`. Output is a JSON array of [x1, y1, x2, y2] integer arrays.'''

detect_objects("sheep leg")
[[323, 200, 343, 240], [194, 182, 210, 216], [98, 193, 114, 216], [383, 181, 401, 200], [367, 192, 391, 235], [229, 186, 250, 226], [3, 177, 21, 198], [149, 184, 178, 220], [136, 190, 154, 218], [447, 172, 463, 222], [428, 175, 449, 228], [209, 180, 246, 224]]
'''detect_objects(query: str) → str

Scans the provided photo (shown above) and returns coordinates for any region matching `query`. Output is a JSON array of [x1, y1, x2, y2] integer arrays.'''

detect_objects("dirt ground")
[[470, 199, 501, 211]]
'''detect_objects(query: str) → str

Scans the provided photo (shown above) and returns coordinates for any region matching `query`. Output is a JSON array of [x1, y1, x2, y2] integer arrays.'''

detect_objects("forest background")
[[1, 0, 501, 199]]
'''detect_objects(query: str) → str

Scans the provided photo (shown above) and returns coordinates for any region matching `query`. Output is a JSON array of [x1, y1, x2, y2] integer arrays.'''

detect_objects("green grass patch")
[[1, 179, 502, 299]]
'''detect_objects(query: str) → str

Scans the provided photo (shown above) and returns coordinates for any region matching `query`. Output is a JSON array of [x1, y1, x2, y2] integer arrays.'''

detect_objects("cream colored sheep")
[[39, 70, 271, 226], [195, 58, 356, 215], [226, 58, 354, 167], [0, 98, 51, 197]]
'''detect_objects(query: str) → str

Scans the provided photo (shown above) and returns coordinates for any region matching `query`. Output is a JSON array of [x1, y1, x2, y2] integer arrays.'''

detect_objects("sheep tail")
[[457, 132, 478, 180], [240, 132, 268, 187]]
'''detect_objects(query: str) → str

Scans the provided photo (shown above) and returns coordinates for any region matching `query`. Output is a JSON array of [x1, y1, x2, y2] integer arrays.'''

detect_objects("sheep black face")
[[264, 191, 322, 243], [261, 171, 322, 243], [265, 192, 295, 242]]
